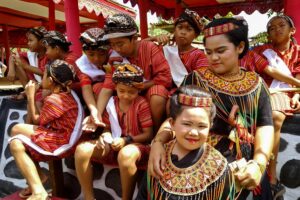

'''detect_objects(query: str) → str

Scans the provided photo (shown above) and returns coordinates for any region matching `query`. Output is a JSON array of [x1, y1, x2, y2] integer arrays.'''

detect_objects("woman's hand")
[[148, 141, 166, 178], [235, 161, 263, 190], [111, 137, 126, 151]]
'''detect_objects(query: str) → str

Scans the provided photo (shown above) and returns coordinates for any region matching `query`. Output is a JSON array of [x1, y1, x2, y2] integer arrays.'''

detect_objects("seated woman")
[[148, 17, 275, 200], [9, 59, 82, 200], [75, 63, 153, 200], [137, 85, 239, 200]]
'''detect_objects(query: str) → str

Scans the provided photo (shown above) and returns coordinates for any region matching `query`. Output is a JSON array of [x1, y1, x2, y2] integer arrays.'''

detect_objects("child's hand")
[[25, 80, 39, 98], [290, 94, 300, 111], [82, 116, 98, 132], [96, 135, 106, 150], [13, 53, 25, 68], [151, 34, 173, 46], [111, 137, 126, 151]]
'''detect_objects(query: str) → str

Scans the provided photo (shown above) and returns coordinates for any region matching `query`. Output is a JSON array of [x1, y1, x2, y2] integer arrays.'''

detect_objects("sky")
[[114, 0, 272, 37]]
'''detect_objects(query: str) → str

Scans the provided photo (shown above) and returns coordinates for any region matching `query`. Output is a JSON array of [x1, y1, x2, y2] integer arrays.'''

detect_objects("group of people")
[[5, 8, 300, 200]]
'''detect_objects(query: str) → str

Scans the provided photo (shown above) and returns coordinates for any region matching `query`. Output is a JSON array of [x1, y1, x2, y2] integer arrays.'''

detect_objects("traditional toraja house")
[[0, 0, 136, 61]]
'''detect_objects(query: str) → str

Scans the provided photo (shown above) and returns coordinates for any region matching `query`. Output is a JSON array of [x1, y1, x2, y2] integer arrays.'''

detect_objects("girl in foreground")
[[137, 86, 238, 200]]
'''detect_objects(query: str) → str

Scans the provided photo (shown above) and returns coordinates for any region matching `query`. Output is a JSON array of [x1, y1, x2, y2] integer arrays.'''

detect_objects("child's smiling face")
[[171, 106, 210, 157]]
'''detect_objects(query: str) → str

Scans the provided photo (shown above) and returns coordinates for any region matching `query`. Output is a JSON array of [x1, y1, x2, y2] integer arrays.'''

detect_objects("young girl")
[[7, 26, 48, 98], [137, 85, 239, 200], [94, 13, 172, 134], [76, 28, 110, 128], [253, 14, 300, 199], [42, 30, 82, 94], [75, 63, 153, 200], [148, 18, 274, 200], [9, 59, 82, 200]]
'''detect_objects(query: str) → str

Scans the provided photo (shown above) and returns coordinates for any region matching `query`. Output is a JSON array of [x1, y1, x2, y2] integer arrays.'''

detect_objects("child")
[[7, 26, 48, 98], [76, 28, 110, 127], [75, 63, 153, 200], [148, 18, 275, 200], [137, 85, 239, 200], [253, 14, 300, 199], [150, 9, 208, 88], [42, 30, 82, 94], [9, 59, 82, 200], [94, 13, 172, 133]]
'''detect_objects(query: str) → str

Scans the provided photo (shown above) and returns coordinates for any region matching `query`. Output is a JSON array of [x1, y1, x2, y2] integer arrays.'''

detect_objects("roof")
[[123, 0, 283, 18], [0, 0, 136, 47]]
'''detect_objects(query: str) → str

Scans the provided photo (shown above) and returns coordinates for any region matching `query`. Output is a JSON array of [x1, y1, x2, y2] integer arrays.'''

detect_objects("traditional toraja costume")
[[182, 22, 273, 199], [8, 60, 84, 160], [137, 93, 236, 200], [92, 64, 153, 169], [253, 42, 300, 115], [163, 9, 208, 88], [76, 28, 110, 95], [103, 13, 172, 99]]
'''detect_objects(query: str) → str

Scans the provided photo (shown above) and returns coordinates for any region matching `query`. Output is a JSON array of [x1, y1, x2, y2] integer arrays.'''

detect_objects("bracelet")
[[124, 135, 133, 145], [248, 160, 266, 174]]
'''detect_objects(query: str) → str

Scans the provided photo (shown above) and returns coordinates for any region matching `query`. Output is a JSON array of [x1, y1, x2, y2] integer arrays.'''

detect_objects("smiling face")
[[268, 17, 296, 46], [174, 21, 197, 48], [204, 34, 244, 76], [171, 106, 210, 157]]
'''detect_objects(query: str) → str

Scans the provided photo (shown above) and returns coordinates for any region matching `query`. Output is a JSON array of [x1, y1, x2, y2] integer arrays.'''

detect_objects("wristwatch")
[[125, 135, 133, 144]]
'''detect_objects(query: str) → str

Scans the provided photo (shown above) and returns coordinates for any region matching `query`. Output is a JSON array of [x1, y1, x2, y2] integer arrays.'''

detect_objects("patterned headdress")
[[203, 22, 238, 38], [203, 16, 248, 38], [175, 9, 207, 35], [103, 13, 138, 40], [43, 30, 72, 46], [47, 59, 75, 90], [80, 28, 109, 51], [178, 93, 212, 107], [267, 14, 295, 31], [27, 26, 48, 40], [112, 64, 143, 88]]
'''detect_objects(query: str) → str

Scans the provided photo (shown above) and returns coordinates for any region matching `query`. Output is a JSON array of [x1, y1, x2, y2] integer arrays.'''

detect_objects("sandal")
[[271, 181, 286, 200]]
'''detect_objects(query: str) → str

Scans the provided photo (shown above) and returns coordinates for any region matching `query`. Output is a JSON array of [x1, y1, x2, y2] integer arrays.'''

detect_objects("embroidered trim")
[[158, 140, 227, 196]]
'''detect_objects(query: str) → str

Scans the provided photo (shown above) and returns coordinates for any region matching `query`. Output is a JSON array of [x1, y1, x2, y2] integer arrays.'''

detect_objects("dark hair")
[[170, 85, 216, 123], [203, 18, 249, 59], [26, 26, 47, 41], [46, 59, 75, 91], [43, 38, 70, 52], [175, 13, 201, 35]]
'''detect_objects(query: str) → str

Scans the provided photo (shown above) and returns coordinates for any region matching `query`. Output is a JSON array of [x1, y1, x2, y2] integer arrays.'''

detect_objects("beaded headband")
[[178, 94, 212, 107], [203, 22, 238, 38]]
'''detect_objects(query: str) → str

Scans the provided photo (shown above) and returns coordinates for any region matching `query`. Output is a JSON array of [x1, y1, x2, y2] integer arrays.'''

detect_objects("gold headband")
[[178, 94, 212, 107], [204, 23, 237, 38]]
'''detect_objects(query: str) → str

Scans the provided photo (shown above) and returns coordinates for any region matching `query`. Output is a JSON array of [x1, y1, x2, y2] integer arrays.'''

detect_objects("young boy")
[[92, 13, 172, 133], [75, 63, 153, 200]]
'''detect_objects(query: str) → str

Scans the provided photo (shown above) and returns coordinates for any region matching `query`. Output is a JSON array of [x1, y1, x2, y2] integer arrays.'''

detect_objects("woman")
[[148, 17, 274, 200]]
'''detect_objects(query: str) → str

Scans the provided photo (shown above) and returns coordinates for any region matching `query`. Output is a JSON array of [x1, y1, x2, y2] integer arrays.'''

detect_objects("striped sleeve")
[[137, 97, 153, 128]]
